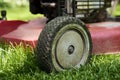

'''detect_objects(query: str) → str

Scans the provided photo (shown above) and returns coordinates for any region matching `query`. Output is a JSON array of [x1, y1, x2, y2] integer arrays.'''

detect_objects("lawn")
[[0, 4, 120, 80], [0, 43, 120, 80]]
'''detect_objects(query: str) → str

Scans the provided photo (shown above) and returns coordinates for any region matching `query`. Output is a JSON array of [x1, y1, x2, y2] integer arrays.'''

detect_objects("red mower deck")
[[0, 19, 120, 54], [88, 22, 120, 54]]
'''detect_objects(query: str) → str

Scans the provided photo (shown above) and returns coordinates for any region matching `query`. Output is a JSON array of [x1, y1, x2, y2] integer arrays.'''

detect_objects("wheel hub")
[[68, 45, 75, 55], [55, 30, 84, 69]]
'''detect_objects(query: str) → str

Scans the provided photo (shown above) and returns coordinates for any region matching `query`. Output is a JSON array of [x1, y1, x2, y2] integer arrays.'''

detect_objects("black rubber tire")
[[35, 17, 92, 73]]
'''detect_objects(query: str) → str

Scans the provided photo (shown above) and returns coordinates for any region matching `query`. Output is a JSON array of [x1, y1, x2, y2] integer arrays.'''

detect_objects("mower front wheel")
[[36, 17, 92, 72]]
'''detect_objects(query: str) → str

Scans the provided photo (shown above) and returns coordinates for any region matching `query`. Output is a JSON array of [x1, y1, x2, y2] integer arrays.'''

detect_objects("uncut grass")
[[0, 43, 120, 80]]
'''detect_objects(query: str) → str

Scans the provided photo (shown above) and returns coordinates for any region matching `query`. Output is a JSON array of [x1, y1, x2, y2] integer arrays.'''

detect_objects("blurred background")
[[0, 0, 120, 21], [0, 0, 43, 21]]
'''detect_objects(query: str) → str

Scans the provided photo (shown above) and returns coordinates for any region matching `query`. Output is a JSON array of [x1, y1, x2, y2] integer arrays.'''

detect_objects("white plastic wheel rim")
[[56, 30, 84, 69], [52, 24, 90, 71]]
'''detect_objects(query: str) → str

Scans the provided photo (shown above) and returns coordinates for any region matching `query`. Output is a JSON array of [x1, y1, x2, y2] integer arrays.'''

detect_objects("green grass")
[[0, 43, 120, 80], [114, 4, 120, 16]]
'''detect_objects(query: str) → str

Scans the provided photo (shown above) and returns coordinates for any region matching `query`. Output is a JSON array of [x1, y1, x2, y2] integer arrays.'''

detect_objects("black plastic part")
[[29, 0, 112, 22], [0, 10, 7, 20]]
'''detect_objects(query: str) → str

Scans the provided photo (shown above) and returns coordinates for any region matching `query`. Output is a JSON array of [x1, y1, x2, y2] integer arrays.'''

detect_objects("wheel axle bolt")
[[68, 45, 75, 55]]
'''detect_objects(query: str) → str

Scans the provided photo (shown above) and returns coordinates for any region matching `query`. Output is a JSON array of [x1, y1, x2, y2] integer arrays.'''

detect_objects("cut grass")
[[0, 43, 120, 80]]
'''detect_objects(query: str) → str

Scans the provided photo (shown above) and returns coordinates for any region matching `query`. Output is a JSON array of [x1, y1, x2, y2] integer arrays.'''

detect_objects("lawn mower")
[[1, 0, 120, 73], [29, 0, 112, 72]]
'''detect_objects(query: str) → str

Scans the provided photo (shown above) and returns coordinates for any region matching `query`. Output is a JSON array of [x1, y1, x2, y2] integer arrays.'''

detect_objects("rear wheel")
[[36, 17, 92, 72]]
